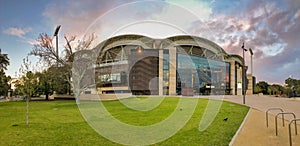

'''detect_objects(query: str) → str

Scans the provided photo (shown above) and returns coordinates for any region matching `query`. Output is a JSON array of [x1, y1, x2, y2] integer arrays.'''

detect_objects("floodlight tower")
[[53, 25, 61, 66], [249, 48, 253, 75]]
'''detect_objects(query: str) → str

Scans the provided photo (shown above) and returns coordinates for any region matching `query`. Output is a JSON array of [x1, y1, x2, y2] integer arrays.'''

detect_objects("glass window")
[[99, 73, 121, 83], [177, 53, 227, 95]]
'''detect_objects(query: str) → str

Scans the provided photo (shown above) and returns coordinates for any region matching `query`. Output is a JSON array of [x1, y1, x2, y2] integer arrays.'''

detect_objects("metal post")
[[275, 112, 296, 136], [241, 43, 247, 104], [266, 108, 284, 127], [56, 34, 58, 64], [243, 49, 245, 104], [289, 118, 300, 146]]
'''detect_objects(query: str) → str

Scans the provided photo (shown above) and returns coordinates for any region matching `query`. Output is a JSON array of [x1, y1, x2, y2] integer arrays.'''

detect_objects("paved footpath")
[[223, 95, 300, 146]]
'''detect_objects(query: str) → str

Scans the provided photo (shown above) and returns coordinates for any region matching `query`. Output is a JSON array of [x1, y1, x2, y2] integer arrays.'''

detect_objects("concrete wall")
[[169, 47, 177, 95], [158, 50, 164, 96], [246, 74, 253, 95]]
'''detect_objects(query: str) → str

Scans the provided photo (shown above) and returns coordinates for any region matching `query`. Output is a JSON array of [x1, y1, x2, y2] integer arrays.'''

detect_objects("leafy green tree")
[[0, 48, 9, 71], [285, 77, 300, 96], [47, 66, 70, 95], [15, 58, 40, 99], [35, 71, 52, 100], [285, 77, 299, 88], [296, 87, 300, 95], [256, 81, 269, 95], [0, 48, 10, 96], [267, 84, 284, 95], [0, 72, 10, 96], [253, 85, 261, 94], [16, 72, 40, 99]]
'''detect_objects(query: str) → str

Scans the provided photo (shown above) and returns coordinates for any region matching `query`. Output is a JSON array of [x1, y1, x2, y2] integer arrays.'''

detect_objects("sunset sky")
[[0, 0, 299, 84]]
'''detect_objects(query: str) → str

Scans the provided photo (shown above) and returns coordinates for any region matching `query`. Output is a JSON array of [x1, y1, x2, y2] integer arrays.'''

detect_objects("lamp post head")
[[54, 25, 61, 36], [241, 42, 248, 51], [249, 48, 253, 55]]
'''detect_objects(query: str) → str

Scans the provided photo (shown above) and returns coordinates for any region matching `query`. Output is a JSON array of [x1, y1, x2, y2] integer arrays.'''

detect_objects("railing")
[[289, 118, 299, 146], [275, 112, 297, 136], [266, 108, 284, 127]]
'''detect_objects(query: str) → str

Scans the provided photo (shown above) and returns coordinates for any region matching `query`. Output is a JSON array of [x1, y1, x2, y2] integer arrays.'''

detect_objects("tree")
[[47, 66, 70, 95], [15, 58, 40, 126], [72, 49, 96, 104], [35, 71, 52, 100], [256, 81, 269, 95], [0, 71, 10, 96], [253, 85, 262, 94], [29, 33, 96, 99], [285, 77, 299, 88], [15, 58, 39, 100], [296, 87, 300, 95], [285, 77, 300, 97], [0, 48, 9, 71], [0, 48, 10, 96]]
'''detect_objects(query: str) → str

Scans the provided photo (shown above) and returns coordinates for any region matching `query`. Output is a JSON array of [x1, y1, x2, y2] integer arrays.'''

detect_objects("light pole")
[[53, 25, 61, 66], [241, 42, 248, 104], [249, 48, 253, 75]]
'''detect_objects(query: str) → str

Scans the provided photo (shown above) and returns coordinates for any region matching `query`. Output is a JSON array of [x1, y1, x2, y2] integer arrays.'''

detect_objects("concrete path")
[[223, 95, 300, 146]]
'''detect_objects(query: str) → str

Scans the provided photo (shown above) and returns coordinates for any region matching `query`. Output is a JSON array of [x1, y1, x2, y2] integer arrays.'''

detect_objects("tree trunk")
[[45, 92, 49, 100]]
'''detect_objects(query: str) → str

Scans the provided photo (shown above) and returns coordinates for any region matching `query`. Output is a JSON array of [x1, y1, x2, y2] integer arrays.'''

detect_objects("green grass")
[[0, 97, 249, 146]]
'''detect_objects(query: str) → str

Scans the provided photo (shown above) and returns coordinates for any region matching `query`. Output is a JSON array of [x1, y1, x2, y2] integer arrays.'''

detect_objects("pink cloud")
[[4, 27, 32, 37]]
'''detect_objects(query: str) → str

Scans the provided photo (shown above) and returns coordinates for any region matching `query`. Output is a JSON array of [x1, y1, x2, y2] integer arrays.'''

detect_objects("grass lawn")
[[0, 97, 249, 145]]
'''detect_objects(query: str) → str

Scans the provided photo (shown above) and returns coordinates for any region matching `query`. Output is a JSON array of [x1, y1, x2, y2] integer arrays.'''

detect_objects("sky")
[[0, 0, 299, 84]]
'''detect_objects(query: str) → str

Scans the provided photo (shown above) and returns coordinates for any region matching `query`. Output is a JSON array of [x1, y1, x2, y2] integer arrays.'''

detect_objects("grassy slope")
[[0, 98, 249, 146]]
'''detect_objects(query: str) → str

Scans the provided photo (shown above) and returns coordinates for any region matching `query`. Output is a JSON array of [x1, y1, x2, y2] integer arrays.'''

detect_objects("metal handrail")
[[289, 118, 299, 146], [266, 108, 284, 127], [275, 112, 296, 136]]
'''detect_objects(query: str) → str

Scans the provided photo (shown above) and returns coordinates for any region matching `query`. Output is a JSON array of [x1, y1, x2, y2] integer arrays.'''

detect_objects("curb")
[[229, 108, 251, 146]]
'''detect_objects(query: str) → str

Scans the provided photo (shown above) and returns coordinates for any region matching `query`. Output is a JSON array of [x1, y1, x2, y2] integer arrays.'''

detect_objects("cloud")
[[42, 0, 213, 38], [43, 0, 134, 37], [42, 0, 214, 47], [187, 0, 300, 83], [3, 27, 38, 45], [4, 27, 32, 37], [41, 0, 300, 83], [165, 0, 212, 20]]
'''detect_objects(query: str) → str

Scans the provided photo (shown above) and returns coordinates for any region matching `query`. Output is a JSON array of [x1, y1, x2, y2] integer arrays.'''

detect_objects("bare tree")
[[29, 33, 97, 97], [72, 50, 96, 104], [30, 33, 61, 66], [30, 33, 96, 67]]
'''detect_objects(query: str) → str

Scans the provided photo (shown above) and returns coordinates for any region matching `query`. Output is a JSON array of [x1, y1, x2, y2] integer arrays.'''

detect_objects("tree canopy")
[[0, 48, 10, 96]]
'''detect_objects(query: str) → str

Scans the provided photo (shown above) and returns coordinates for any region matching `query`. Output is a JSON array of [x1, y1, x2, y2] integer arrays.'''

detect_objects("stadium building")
[[94, 35, 254, 96]]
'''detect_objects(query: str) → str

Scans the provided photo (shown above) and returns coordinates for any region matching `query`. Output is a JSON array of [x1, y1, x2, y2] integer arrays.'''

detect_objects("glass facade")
[[163, 50, 169, 95], [177, 53, 230, 95]]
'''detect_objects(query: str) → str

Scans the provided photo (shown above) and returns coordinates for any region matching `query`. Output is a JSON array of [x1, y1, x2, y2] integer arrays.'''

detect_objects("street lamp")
[[53, 25, 61, 66], [241, 42, 248, 104]]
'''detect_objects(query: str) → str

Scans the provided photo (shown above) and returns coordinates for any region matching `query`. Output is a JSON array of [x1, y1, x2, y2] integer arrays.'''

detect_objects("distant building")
[[8, 78, 20, 91], [94, 34, 252, 96]]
